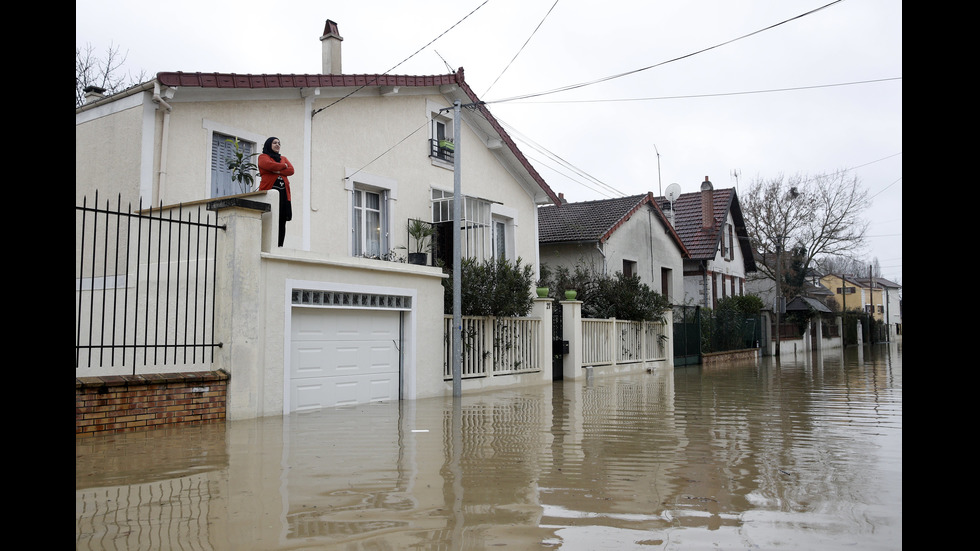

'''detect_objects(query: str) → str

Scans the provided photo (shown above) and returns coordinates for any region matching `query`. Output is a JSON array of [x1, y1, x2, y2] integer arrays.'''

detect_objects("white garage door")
[[290, 308, 401, 412]]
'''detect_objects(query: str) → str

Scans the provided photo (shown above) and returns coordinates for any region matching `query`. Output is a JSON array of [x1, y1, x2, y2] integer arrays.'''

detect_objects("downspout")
[[152, 81, 173, 204], [701, 260, 709, 309], [595, 241, 607, 275], [303, 89, 318, 251]]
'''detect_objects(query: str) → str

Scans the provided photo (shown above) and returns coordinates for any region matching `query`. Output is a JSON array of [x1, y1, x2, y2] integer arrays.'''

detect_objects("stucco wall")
[[76, 92, 148, 205], [539, 208, 684, 302]]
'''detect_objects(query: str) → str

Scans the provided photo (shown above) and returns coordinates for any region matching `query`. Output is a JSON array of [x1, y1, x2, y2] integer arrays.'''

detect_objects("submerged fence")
[[443, 315, 542, 379], [76, 192, 224, 374], [581, 318, 668, 367]]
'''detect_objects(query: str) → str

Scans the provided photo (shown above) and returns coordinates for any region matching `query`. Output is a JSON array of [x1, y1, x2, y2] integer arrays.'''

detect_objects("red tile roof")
[[656, 188, 756, 272], [155, 68, 561, 205]]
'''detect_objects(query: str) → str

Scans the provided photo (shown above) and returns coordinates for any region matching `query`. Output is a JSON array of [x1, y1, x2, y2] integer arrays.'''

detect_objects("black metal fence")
[[76, 192, 224, 373], [673, 304, 763, 364]]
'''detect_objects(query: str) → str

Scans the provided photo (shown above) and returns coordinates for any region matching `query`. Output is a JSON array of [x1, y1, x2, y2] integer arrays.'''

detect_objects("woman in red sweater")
[[258, 137, 295, 246]]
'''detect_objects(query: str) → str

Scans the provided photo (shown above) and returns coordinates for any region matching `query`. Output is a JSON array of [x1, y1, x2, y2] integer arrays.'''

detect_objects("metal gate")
[[672, 305, 701, 366], [552, 302, 565, 380]]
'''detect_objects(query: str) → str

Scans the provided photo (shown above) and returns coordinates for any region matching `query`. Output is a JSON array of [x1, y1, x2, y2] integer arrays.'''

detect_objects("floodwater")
[[77, 342, 902, 550]]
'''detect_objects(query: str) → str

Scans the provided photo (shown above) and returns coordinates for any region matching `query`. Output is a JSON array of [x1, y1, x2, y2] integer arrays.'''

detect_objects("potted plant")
[[406, 219, 434, 265], [225, 137, 258, 194], [564, 289, 578, 300], [438, 138, 454, 151], [536, 264, 551, 298]]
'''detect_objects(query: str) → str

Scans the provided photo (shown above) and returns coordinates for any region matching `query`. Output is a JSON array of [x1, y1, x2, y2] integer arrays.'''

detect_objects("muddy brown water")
[[77, 342, 901, 550]]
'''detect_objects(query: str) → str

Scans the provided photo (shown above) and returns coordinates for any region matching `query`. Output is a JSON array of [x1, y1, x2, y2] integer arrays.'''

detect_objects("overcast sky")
[[77, 0, 902, 284]]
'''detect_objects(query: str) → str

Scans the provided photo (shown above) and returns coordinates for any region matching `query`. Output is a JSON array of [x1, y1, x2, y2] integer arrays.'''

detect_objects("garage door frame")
[[283, 279, 417, 414]]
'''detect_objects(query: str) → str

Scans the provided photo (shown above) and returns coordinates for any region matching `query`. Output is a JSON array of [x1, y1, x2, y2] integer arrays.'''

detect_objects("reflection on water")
[[77, 342, 901, 550]]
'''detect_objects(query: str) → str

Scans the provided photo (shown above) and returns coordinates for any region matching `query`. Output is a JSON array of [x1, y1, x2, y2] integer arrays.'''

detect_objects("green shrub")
[[443, 257, 535, 317], [539, 264, 671, 322]]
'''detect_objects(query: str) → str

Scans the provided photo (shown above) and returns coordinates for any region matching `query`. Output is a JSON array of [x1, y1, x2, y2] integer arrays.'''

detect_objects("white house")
[[537, 192, 688, 303], [657, 177, 756, 308], [75, 20, 561, 419]]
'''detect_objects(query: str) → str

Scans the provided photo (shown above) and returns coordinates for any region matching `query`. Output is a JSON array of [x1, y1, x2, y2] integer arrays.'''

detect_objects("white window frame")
[[427, 99, 454, 169], [432, 188, 512, 263], [345, 170, 397, 259], [491, 204, 517, 263]]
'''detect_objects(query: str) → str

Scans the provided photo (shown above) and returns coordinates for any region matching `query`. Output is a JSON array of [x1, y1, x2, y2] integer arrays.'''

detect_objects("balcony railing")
[[429, 139, 454, 163]]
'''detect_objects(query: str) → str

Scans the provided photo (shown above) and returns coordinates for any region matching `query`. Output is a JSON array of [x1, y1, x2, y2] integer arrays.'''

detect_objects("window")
[[352, 187, 388, 258], [623, 259, 637, 278], [727, 225, 735, 261], [428, 101, 454, 164], [346, 171, 396, 259], [431, 189, 496, 266], [494, 220, 508, 261], [210, 132, 256, 198]]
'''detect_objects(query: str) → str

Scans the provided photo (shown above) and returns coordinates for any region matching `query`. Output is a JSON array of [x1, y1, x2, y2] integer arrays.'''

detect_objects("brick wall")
[[701, 348, 760, 366], [76, 370, 230, 437]]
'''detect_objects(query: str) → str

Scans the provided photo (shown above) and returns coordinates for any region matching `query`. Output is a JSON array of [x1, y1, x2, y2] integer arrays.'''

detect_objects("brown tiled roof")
[[156, 72, 459, 89], [656, 187, 756, 272], [538, 192, 689, 257], [155, 68, 561, 205]]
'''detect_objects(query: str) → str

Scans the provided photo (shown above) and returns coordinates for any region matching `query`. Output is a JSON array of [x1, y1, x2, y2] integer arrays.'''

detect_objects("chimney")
[[701, 176, 714, 229], [662, 199, 675, 225], [558, 192, 568, 205], [320, 20, 343, 75], [83, 85, 106, 104]]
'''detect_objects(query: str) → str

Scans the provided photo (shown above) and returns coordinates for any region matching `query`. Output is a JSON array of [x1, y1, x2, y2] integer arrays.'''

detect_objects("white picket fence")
[[443, 315, 542, 379], [443, 314, 667, 380], [582, 318, 668, 366]]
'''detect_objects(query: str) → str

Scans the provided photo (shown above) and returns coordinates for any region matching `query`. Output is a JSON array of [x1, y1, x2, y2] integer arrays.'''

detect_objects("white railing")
[[582, 318, 667, 367], [443, 315, 542, 380]]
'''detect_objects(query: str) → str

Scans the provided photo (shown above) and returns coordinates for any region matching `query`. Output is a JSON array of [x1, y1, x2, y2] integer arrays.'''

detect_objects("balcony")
[[429, 138, 454, 163]]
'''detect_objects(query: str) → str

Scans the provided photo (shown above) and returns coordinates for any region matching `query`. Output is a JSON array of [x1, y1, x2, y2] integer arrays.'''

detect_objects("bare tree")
[[76, 42, 147, 107], [817, 255, 882, 279], [744, 170, 870, 290]]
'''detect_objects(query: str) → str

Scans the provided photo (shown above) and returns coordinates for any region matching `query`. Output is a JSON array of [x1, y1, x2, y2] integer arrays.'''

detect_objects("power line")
[[482, 0, 562, 97], [485, 0, 845, 105], [502, 77, 902, 104], [313, 0, 490, 117], [499, 119, 627, 198]]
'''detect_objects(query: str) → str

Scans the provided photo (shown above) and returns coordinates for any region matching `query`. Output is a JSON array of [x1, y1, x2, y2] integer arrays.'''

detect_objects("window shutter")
[[211, 134, 253, 197]]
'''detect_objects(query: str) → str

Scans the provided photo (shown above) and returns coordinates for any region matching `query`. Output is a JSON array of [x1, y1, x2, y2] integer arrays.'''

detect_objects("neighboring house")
[[537, 192, 688, 303], [820, 274, 878, 317], [867, 277, 902, 334], [75, 20, 560, 418], [821, 274, 902, 330], [656, 177, 756, 308], [745, 260, 835, 312]]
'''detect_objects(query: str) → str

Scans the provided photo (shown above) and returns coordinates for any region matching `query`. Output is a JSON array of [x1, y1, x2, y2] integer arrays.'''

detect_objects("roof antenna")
[[731, 169, 741, 193], [434, 50, 454, 73]]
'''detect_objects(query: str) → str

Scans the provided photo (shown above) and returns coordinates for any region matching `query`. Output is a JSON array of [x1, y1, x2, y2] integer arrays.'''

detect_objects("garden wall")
[[76, 370, 229, 437]]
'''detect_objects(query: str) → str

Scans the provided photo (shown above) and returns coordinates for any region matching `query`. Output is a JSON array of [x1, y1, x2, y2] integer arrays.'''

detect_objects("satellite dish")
[[665, 183, 681, 203]]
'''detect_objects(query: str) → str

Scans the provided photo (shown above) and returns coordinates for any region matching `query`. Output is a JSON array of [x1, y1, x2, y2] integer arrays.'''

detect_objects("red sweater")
[[257, 154, 295, 200]]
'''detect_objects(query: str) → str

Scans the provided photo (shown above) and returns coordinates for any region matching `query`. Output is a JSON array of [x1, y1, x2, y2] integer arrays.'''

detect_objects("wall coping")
[[76, 369, 230, 390]]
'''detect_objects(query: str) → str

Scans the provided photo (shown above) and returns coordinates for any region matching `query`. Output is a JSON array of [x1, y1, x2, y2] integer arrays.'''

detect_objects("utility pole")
[[868, 265, 875, 344], [452, 100, 462, 397]]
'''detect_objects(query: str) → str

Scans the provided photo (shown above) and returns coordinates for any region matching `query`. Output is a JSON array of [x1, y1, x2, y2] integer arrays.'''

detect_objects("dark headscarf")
[[262, 137, 281, 162]]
